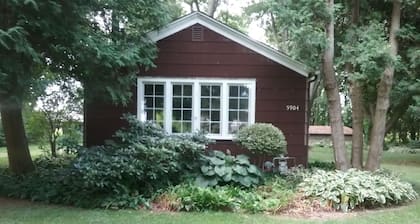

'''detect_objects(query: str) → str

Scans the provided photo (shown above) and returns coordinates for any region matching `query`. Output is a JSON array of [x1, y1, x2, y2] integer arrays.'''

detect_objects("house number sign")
[[286, 105, 300, 111]]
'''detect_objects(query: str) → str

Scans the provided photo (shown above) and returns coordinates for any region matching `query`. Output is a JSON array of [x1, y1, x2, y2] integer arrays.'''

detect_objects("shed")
[[308, 125, 353, 145], [85, 12, 311, 166]]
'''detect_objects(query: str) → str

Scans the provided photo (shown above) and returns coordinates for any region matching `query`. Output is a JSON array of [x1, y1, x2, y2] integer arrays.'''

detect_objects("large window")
[[138, 78, 256, 139]]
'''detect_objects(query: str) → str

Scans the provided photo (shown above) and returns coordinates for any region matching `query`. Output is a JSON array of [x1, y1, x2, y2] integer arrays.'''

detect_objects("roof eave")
[[147, 12, 309, 77]]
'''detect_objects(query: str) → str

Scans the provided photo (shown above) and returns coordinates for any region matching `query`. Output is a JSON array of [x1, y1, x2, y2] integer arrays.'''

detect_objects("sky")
[[181, 0, 267, 42]]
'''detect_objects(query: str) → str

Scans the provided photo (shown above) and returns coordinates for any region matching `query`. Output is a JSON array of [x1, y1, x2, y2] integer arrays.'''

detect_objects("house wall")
[[85, 24, 308, 166]]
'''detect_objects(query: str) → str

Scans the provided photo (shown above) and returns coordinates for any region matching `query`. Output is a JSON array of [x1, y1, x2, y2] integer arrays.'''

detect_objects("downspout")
[[305, 73, 318, 166]]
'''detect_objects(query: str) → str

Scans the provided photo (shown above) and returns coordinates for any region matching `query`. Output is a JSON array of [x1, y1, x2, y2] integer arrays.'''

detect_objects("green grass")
[[0, 145, 44, 168], [1, 145, 420, 224]]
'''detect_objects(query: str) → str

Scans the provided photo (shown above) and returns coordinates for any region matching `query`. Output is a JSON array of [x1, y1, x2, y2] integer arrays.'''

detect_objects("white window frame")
[[138, 77, 256, 140]]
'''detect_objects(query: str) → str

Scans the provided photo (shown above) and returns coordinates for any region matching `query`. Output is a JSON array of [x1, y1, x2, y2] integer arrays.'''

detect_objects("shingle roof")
[[309, 125, 353, 136]]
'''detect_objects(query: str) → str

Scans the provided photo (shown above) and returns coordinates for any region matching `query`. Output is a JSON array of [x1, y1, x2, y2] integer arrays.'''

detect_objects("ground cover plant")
[[1, 143, 420, 223], [155, 176, 296, 214], [299, 169, 418, 212], [195, 150, 263, 188]]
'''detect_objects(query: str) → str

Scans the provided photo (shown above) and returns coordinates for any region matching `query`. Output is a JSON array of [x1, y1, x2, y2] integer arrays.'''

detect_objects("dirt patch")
[[276, 194, 355, 220], [0, 197, 34, 208]]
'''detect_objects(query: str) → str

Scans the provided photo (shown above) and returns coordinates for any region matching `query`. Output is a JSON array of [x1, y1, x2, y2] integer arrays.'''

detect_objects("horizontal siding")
[[86, 24, 309, 166]]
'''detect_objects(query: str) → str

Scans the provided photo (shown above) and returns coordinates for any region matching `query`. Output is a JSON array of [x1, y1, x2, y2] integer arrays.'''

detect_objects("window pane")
[[146, 109, 154, 120], [229, 121, 241, 134], [211, 111, 220, 121], [183, 97, 192, 108], [240, 86, 249, 97], [155, 85, 164, 96], [201, 110, 210, 121], [173, 110, 181, 120], [155, 97, 164, 108], [155, 110, 164, 122], [173, 97, 181, 108], [211, 98, 220, 108], [183, 122, 192, 132], [201, 98, 210, 109], [184, 85, 192, 96], [239, 111, 248, 122], [183, 110, 192, 121], [201, 86, 210, 96], [201, 122, 210, 132], [173, 85, 182, 96], [229, 111, 238, 121], [211, 86, 220, 96], [229, 86, 238, 97], [145, 97, 153, 108], [172, 121, 181, 133], [229, 99, 238, 109], [145, 85, 154, 95], [239, 99, 248, 109], [211, 123, 220, 134]]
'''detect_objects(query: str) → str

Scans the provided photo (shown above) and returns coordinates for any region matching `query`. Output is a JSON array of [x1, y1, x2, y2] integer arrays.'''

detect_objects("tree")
[[0, 1, 170, 174], [365, 0, 401, 170], [36, 79, 82, 157], [246, 0, 416, 170]]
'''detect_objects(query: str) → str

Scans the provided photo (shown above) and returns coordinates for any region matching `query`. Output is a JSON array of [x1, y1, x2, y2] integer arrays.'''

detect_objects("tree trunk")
[[365, 0, 401, 171], [323, 0, 349, 171], [348, 0, 363, 169], [0, 101, 35, 174], [350, 81, 364, 168], [207, 0, 219, 17]]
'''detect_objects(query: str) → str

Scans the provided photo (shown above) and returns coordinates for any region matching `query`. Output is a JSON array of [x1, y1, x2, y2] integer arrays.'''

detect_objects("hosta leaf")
[[209, 157, 225, 166], [239, 177, 252, 187], [223, 172, 232, 182], [233, 165, 248, 176], [214, 165, 226, 177], [195, 176, 218, 188], [236, 155, 250, 165], [247, 165, 260, 175]]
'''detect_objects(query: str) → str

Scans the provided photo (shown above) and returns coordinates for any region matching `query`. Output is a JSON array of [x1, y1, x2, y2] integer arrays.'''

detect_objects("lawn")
[[1, 146, 420, 224], [0, 145, 44, 168]]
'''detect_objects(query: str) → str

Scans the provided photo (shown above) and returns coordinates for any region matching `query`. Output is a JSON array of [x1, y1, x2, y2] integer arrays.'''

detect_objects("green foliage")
[[235, 123, 287, 156], [159, 176, 296, 213], [195, 151, 263, 188], [0, 114, 211, 209], [308, 161, 336, 171], [299, 169, 418, 212], [0, 122, 5, 147], [245, 0, 328, 70]]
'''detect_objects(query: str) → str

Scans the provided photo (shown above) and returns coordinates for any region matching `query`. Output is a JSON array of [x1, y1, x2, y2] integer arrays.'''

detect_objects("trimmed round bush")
[[235, 123, 287, 156]]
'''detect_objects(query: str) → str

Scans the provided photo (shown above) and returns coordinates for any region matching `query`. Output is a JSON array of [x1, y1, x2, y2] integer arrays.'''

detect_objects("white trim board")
[[138, 77, 256, 140], [147, 12, 309, 77]]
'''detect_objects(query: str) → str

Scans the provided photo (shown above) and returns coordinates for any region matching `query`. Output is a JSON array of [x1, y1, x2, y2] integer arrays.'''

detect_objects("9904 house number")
[[286, 105, 300, 111]]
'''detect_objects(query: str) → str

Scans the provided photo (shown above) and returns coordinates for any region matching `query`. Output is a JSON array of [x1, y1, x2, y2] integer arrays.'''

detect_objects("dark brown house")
[[85, 12, 310, 166]]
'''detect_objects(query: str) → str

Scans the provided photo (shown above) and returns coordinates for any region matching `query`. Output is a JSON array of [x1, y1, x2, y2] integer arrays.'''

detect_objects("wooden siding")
[[85, 24, 308, 166]]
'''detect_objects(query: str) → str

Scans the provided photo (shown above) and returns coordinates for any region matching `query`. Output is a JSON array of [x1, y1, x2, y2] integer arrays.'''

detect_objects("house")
[[308, 125, 353, 145], [85, 12, 311, 166]]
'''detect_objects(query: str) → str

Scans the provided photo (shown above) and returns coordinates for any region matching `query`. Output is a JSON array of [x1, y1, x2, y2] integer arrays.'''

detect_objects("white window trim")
[[138, 77, 256, 140]]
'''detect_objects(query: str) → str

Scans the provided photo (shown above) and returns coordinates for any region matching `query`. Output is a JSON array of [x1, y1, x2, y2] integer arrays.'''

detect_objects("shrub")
[[195, 150, 263, 188], [0, 114, 212, 209], [235, 123, 287, 156], [308, 161, 336, 171], [299, 169, 418, 212]]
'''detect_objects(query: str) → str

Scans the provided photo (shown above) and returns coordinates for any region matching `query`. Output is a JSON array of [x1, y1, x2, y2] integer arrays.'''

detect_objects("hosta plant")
[[195, 150, 263, 188], [299, 169, 418, 212]]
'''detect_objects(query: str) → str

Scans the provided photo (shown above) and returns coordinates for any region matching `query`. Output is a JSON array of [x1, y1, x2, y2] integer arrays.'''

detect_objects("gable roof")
[[309, 126, 353, 136], [147, 12, 309, 77]]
